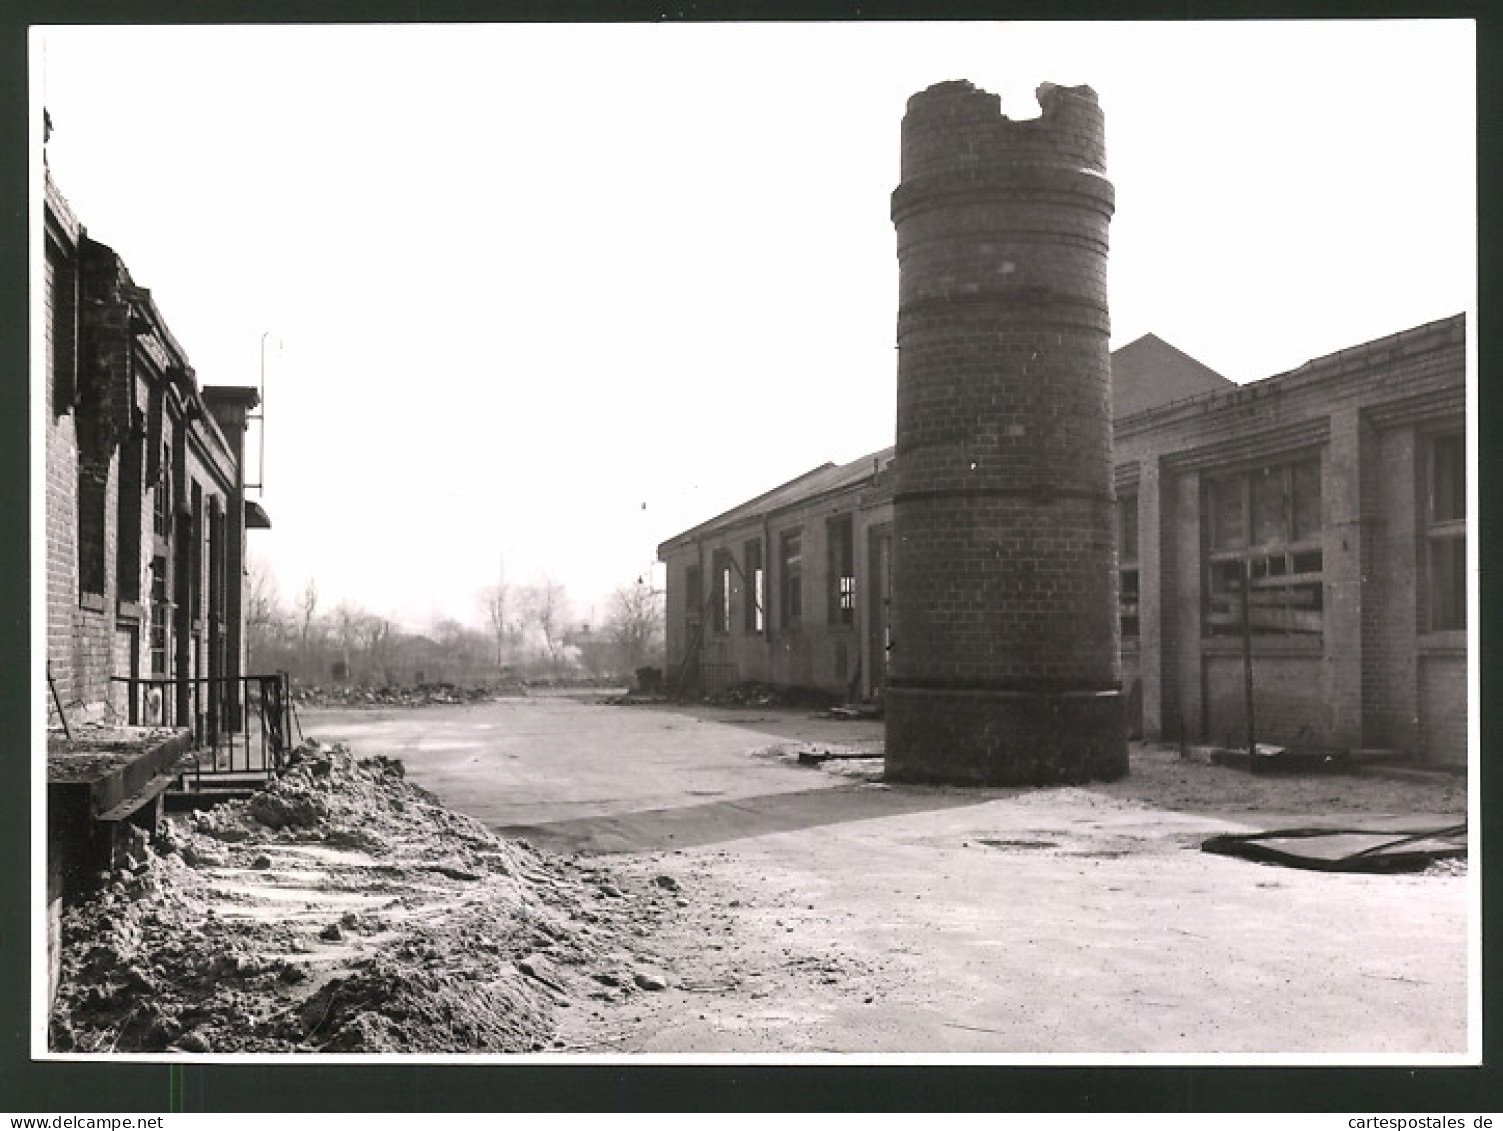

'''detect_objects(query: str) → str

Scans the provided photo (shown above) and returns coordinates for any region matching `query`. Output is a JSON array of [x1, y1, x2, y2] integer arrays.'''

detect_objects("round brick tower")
[[885, 79, 1128, 785]]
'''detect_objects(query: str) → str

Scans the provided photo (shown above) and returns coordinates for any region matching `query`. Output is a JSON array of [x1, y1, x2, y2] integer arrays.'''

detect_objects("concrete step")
[[166, 769, 274, 809]]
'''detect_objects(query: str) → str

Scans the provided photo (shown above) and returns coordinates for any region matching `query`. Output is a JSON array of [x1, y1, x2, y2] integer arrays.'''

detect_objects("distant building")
[[658, 316, 1467, 766]]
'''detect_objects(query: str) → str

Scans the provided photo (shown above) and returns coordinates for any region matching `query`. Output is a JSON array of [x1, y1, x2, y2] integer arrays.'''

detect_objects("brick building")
[[43, 162, 274, 1008], [43, 168, 267, 735], [658, 314, 1468, 766]]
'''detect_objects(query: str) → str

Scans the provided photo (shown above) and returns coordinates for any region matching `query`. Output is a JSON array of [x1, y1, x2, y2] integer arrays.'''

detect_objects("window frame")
[[743, 538, 764, 633], [684, 562, 702, 628], [827, 514, 855, 628], [779, 528, 803, 630], [1118, 489, 1140, 642], [710, 549, 733, 636], [1202, 456, 1324, 640], [1425, 431, 1467, 634]]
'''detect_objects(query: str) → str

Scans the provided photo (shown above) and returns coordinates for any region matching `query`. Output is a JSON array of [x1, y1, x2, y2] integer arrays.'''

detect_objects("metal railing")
[[110, 672, 296, 783]]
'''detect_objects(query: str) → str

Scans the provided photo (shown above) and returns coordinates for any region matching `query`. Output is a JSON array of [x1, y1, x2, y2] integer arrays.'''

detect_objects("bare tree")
[[358, 614, 392, 684], [296, 578, 320, 668], [333, 601, 364, 682], [608, 578, 665, 673], [520, 576, 570, 669], [480, 568, 512, 671], [429, 617, 488, 683], [245, 553, 286, 671]]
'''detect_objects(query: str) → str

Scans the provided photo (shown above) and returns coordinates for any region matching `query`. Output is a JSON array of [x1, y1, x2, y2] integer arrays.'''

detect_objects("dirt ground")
[[48, 743, 687, 1054], [552, 712, 1470, 1057], [46, 699, 1471, 1059]]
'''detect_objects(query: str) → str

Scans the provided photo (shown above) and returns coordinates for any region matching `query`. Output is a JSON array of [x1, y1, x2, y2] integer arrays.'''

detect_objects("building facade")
[[1115, 314, 1467, 766], [43, 169, 266, 740], [658, 315, 1468, 766]]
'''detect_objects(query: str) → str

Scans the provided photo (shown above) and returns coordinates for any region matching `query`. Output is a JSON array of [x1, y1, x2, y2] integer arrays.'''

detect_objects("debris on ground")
[[795, 743, 886, 766], [291, 682, 522, 708], [603, 680, 846, 710], [49, 741, 683, 1054], [1201, 823, 1468, 873], [702, 682, 843, 709], [1103, 743, 1467, 818], [1207, 743, 1353, 775]]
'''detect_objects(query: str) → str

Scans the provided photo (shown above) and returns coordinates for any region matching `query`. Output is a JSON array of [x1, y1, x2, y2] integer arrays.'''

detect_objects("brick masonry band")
[[885, 79, 1129, 785]]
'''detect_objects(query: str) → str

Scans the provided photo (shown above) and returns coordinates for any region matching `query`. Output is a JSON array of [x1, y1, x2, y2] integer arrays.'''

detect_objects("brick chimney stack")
[[885, 79, 1129, 785]]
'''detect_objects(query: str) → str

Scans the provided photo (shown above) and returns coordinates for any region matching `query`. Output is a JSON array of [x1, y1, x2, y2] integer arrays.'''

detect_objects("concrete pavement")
[[297, 695, 1473, 1058]]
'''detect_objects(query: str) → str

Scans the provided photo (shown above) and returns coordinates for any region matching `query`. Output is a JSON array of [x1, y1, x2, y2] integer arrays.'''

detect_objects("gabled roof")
[[1113, 313, 1466, 433], [661, 336, 1234, 552], [1111, 333, 1234, 418], [659, 446, 894, 552]]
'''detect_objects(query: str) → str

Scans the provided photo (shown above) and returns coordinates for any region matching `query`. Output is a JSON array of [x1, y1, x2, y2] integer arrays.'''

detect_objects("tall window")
[[77, 465, 107, 599], [190, 482, 203, 627], [116, 429, 143, 603], [711, 549, 733, 635], [149, 557, 169, 676], [743, 538, 764, 633], [827, 514, 855, 627], [1204, 457, 1323, 637], [1427, 432, 1466, 631], [153, 441, 172, 538], [779, 529, 802, 629], [684, 563, 702, 626], [1118, 491, 1139, 640]]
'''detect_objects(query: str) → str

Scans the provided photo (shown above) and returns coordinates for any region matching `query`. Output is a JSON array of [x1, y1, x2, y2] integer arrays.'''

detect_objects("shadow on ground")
[[497, 782, 1000, 854]]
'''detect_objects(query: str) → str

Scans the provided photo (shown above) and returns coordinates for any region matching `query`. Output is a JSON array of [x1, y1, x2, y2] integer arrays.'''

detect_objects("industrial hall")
[[658, 312, 1468, 768]]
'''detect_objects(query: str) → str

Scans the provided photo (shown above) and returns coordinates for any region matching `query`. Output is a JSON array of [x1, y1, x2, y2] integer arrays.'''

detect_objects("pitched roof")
[[1111, 333, 1234, 418], [661, 336, 1233, 550], [659, 446, 894, 551]]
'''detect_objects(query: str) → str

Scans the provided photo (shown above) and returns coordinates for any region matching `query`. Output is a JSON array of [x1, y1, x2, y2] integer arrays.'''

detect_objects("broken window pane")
[[743, 538, 764, 633], [780, 530, 802, 629], [1210, 476, 1244, 550], [827, 515, 855, 626], [1250, 465, 1286, 547], [1118, 490, 1139, 639], [1291, 458, 1322, 540], [711, 550, 733, 635], [1204, 457, 1324, 638]]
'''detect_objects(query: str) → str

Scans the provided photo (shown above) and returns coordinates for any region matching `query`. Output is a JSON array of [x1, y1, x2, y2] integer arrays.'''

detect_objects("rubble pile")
[[290, 681, 524, 709], [50, 742, 684, 1054], [705, 681, 840, 709], [607, 680, 846, 709]]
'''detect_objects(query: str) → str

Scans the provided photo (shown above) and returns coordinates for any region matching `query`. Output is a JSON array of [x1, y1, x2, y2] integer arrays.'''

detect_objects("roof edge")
[[1115, 313, 1466, 430]]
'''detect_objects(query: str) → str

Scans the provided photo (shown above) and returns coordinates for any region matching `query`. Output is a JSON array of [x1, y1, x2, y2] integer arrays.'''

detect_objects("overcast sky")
[[32, 20, 1476, 633]]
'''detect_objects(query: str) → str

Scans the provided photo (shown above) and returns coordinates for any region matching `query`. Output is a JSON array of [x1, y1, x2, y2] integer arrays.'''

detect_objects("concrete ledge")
[[48, 724, 193, 817]]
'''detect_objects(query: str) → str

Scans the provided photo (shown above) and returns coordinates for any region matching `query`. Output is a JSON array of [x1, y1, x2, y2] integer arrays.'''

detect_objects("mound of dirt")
[[49, 742, 685, 1054]]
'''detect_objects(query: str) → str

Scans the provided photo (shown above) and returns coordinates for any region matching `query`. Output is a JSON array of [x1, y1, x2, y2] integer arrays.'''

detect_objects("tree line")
[[245, 558, 664, 689]]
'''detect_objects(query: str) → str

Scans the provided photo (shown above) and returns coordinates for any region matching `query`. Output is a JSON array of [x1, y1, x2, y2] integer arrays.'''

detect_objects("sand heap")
[[50, 741, 683, 1054]]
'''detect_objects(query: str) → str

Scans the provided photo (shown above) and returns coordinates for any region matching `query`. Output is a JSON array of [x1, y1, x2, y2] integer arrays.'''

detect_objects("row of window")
[[1117, 433, 1466, 641], [687, 515, 858, 636], [687, 436, 1465, 649]]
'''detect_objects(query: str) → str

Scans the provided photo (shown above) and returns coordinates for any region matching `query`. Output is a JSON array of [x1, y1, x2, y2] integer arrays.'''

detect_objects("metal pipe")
[[255, 331, 274, 494]]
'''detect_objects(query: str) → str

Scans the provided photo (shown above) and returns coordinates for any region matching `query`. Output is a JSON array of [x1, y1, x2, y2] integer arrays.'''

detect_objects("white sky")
[[32, 20, 1476, 633]]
